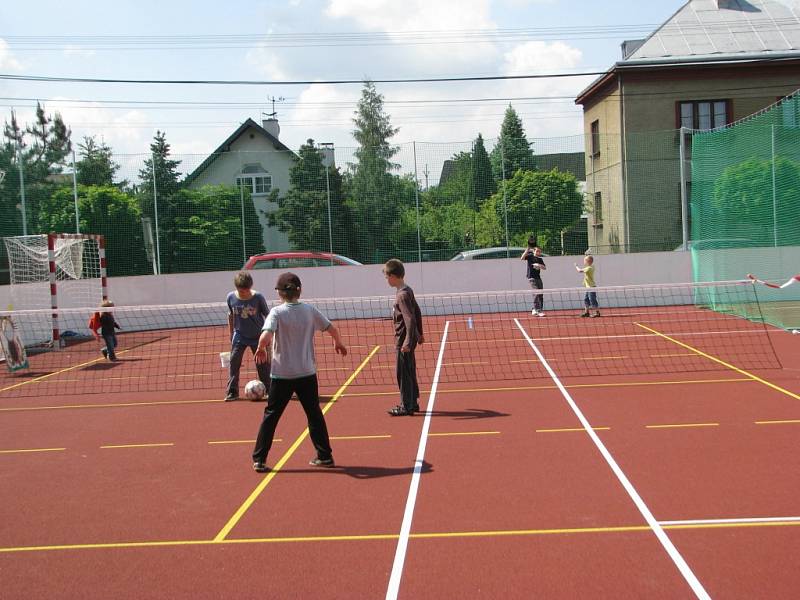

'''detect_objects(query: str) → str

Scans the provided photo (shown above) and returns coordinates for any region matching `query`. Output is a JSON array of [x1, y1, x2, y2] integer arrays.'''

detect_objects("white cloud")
[[326, 0, 493, 32], [503, 41, 582, 75], [245, 47, 290, 80], [325, 0, 499, 66], [0, 39, 23, 71]]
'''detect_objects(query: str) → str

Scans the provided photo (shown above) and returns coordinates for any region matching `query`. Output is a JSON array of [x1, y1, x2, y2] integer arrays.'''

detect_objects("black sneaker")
[[309, 457, 335, 468], [253, 461, 269, 473], [224, 392, 238, 402], [388, 405, 414, 416], [101, 348, 108, 359]]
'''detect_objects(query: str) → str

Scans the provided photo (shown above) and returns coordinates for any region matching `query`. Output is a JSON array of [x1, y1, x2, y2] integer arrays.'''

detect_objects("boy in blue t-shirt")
[[225, 271, 270, 401]]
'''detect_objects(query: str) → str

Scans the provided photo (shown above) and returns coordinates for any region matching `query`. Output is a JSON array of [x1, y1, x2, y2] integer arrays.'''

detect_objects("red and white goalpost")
[[3, 233, 107, 347]]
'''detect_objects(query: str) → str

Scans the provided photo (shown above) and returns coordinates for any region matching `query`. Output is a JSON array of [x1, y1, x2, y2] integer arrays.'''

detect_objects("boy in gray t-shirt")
[[225, 271, 270, 401], [251, 272, 348, 472]]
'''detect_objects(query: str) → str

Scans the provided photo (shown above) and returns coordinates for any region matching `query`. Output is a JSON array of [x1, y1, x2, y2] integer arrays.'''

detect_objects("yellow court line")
[[338, 377, 756, 399], [330, 435, 392, 440], [213, 345, 381, 542], [0, 337, 167, 393], [0, 355, 106, 393], [0, 399, 222, 413], [0, 447, 66, 454], [650, 353, 702, 358], [536, 427, 610, 433], [100, 443, 174, 449], [754, 419, 800, 425], [635, 322, 800, 401], [427, 431, 500, 437], [5, 520, 800, 554], [0, 378, 757, 414], [645, 423, 719, 430], [208, 439, 282, 445]]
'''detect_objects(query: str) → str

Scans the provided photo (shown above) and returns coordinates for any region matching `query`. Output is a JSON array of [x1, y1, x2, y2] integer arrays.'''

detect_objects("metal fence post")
[[71, 150, 80, 233]]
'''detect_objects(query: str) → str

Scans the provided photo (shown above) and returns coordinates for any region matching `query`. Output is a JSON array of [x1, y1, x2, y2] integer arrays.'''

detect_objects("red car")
[[243, 251, 362, 270]]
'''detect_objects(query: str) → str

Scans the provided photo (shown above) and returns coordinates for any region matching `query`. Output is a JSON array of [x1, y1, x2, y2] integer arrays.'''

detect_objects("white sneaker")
[[531, 309, 538, 316], [537, 311, 545, 317]]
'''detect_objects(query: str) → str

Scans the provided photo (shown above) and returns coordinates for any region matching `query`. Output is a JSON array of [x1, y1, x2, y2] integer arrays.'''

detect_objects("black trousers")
[[252, 375, 332, 463], [396, 349, 420, 411], [528, 277, 543, 311], [227, 342, 271, 396]]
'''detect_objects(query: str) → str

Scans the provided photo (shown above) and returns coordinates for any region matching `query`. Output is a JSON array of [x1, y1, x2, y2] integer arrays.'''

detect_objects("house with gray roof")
[[575, 0, 800, 253], [185, 117, 297, 253]]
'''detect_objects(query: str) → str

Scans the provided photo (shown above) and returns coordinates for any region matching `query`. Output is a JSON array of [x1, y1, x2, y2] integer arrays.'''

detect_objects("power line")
[[0, 71, 606, 86]]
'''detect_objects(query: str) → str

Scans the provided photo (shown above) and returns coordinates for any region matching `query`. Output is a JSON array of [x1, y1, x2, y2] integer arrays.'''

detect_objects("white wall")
[[0, 251, 694, 308]]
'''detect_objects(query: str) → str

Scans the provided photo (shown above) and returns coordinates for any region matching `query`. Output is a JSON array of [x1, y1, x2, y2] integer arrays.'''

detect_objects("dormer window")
[[236, 163, 272, 195]]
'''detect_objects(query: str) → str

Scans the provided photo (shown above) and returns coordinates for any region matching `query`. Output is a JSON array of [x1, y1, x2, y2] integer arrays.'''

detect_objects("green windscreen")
[[690, 93, 800, 331]]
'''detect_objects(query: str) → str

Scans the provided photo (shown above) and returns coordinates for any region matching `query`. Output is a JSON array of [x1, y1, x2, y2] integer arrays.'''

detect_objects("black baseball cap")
[[275, 272, 301, 291]]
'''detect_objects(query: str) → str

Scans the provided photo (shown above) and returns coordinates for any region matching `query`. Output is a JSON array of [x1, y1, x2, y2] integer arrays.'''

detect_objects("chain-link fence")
[[1, 131, 694, 280]]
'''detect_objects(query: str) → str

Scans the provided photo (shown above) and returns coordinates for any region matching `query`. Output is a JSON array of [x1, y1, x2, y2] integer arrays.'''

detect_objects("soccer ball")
[[244, 379, 267, 400]]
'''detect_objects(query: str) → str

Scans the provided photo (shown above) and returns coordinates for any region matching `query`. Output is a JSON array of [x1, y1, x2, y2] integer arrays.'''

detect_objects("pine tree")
[[1, 104, 72, 236], [472, 133, 495, 204], [348, 80, 404, 263], [137, 131, 182, 273], [490, 105, 536, 181], [268, 139, 355, 256], [76, 136, 120, 186]]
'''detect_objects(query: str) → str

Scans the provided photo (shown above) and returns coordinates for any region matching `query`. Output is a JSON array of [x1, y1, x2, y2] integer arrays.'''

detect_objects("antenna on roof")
[[263, 95, 285, 119]]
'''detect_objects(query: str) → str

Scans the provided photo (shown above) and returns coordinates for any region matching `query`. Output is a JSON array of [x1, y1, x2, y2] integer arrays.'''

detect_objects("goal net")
[[3, 234, 106, 348]]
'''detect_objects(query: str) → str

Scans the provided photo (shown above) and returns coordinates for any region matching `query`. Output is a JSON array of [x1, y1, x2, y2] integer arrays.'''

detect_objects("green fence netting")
[[691, 94, 800, 330]]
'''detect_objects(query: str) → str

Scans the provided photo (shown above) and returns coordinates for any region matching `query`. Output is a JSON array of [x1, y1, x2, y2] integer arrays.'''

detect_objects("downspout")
[[619, 73, 630, 253]]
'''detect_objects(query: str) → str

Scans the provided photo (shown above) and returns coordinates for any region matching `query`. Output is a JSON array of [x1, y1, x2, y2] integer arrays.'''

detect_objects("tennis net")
[[0, 280, 781, 399]]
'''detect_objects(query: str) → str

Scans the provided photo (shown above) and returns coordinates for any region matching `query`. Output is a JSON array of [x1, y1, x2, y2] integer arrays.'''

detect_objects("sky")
[[0, 0, 687, 178]]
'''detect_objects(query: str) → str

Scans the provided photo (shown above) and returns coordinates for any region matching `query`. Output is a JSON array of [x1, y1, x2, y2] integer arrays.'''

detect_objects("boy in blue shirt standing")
[[225, 272, 270, 401]]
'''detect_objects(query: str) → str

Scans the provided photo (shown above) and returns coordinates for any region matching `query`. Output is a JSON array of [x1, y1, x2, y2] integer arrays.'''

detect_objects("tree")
[[76, 136, 119, 186], [166, 185, 264, 272], [41, 186, 150, 276], [490, 105, 535, 181], [710, 157, 800, 246], [1, 104, 72, 237], [348, 80, 406, 263], [267, 139, 355, 257], [136, 131, 183, 272], [489, 168, 583, 254], [472, 133, 495, 204]]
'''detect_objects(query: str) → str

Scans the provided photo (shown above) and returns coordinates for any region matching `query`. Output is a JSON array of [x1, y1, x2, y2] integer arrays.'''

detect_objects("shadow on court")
[[277, 460, 433, 479], [425, 408, 510, 420]]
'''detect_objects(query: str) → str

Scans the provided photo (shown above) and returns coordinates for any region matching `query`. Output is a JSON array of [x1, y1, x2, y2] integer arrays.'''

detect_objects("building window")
[[678, 100, 729, 130], [593, 191, 602, 225], [236, 173, 272, 195], [777, 95, 800, 128], [590, 120, 600, 157]]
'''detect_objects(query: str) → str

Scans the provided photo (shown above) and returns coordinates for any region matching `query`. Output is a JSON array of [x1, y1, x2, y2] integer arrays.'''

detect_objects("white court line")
[[385, 321, 450, 600], [660, 516, 800, 526], [514, 318, 710, 600]]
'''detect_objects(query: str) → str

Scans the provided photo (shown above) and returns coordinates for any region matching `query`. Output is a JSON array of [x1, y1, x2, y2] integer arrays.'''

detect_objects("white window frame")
[[236, 172, 272, 195]]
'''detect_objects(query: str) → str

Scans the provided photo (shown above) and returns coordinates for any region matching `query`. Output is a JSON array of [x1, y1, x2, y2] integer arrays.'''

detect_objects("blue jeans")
[[102, 332, 118, 360], [584, 291, 598, 308]]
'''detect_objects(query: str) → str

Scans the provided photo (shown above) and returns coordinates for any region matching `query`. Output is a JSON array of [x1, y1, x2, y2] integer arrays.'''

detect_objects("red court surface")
[[1, 308, 799, 599]]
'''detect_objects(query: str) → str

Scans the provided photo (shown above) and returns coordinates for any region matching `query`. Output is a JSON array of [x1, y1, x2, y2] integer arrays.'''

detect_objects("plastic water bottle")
[[467, 317, 473, 330]]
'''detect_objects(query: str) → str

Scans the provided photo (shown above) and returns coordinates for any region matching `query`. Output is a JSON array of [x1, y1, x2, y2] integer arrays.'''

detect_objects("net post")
[[46, 233, 62, 348], [98, 234, 108, 301], [679, 126, 689, 251]]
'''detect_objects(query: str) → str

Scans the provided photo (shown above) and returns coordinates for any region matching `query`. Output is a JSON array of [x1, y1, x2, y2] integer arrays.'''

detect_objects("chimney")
[[621, 38, 645, 59], [262, 117, 280, 139]]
